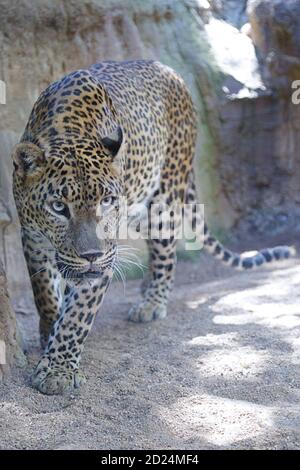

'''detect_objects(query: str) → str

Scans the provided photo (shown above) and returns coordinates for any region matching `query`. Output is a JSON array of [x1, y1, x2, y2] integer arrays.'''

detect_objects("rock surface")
[[0, 260, 26, 382]]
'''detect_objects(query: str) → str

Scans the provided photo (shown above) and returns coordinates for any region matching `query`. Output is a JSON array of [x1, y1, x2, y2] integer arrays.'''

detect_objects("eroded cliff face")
[[0, 260, 26, 381], [222, 0, 300, 238], [0, 0, 299, 310]]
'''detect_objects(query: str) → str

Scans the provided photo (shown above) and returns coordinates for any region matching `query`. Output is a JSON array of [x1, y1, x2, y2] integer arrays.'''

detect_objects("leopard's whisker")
[[31, 267, 47, 278], [113, 262, 127, 293]]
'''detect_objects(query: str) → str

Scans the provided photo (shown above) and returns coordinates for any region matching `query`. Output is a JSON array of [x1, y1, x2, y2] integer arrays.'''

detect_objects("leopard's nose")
[[79, 250, 103, 263]]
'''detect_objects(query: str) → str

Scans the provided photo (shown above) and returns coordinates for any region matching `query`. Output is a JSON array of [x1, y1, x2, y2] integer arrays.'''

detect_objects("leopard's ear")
[[101, 126, 123, 158], [12, 142, 45, 179]]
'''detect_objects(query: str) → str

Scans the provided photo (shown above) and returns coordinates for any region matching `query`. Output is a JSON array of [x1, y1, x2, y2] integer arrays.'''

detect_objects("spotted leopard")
[[12, 60, 294, 395]]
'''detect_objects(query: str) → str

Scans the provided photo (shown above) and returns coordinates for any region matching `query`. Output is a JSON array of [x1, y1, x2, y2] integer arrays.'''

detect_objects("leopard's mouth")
[[58, 263, 102, 279], [71, 268, 102, 279], [55, 256, 102, 279], [54, 247, 117, 280]]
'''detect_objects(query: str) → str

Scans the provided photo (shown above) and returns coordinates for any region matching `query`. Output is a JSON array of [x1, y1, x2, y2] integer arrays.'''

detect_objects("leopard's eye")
[[101, 196, 116, 208], [52, 201, 65, 212], [50, 200, 70, 218]]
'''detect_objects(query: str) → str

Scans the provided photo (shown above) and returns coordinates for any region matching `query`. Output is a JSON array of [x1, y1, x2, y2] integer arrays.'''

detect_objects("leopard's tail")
[[186, 174, 296, 270], [202, 223, 296, 270]]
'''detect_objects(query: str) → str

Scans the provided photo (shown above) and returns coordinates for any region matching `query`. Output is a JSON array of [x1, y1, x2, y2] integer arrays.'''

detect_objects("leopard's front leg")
[[32, 270, 112, 395]]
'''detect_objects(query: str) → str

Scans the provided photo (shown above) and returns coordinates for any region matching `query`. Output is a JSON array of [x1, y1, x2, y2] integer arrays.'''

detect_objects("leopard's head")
[[12, 127, 124, 282]]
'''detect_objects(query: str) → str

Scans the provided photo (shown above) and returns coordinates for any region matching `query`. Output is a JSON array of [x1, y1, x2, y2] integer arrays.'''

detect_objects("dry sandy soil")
[[1, 250, 300, 450]]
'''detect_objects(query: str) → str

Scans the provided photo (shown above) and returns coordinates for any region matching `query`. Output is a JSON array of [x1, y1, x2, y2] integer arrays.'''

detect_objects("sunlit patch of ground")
[[160, 394, 274, 447], [211, 266, 300, 329]]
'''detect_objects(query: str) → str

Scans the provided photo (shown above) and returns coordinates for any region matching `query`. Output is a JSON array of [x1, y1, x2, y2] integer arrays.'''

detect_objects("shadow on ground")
[[1, 253, 300, 449]]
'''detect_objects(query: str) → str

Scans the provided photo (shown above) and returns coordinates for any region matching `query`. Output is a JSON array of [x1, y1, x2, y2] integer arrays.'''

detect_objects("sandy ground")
[[1, 250, 300, 450]]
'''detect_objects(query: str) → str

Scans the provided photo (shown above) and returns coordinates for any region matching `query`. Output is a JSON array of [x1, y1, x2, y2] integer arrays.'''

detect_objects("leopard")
[[12, 60, 295, 395]]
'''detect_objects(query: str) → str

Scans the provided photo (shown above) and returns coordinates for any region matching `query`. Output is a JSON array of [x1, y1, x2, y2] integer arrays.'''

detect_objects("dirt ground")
[[1, 249, 300, 450]]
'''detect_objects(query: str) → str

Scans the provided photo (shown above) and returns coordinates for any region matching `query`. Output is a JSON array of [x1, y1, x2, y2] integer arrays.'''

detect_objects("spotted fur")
[[12, 60, 295, 395]]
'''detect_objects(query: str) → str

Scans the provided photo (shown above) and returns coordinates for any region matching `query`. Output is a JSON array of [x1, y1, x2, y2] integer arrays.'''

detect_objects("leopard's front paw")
[[31, 356, 86, 395], [128, 300, 167, 323]]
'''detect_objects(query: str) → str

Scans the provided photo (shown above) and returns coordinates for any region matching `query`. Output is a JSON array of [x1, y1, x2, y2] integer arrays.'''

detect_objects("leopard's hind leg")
[[129, 138, 196, 322], [128, 187, 178, 323]]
